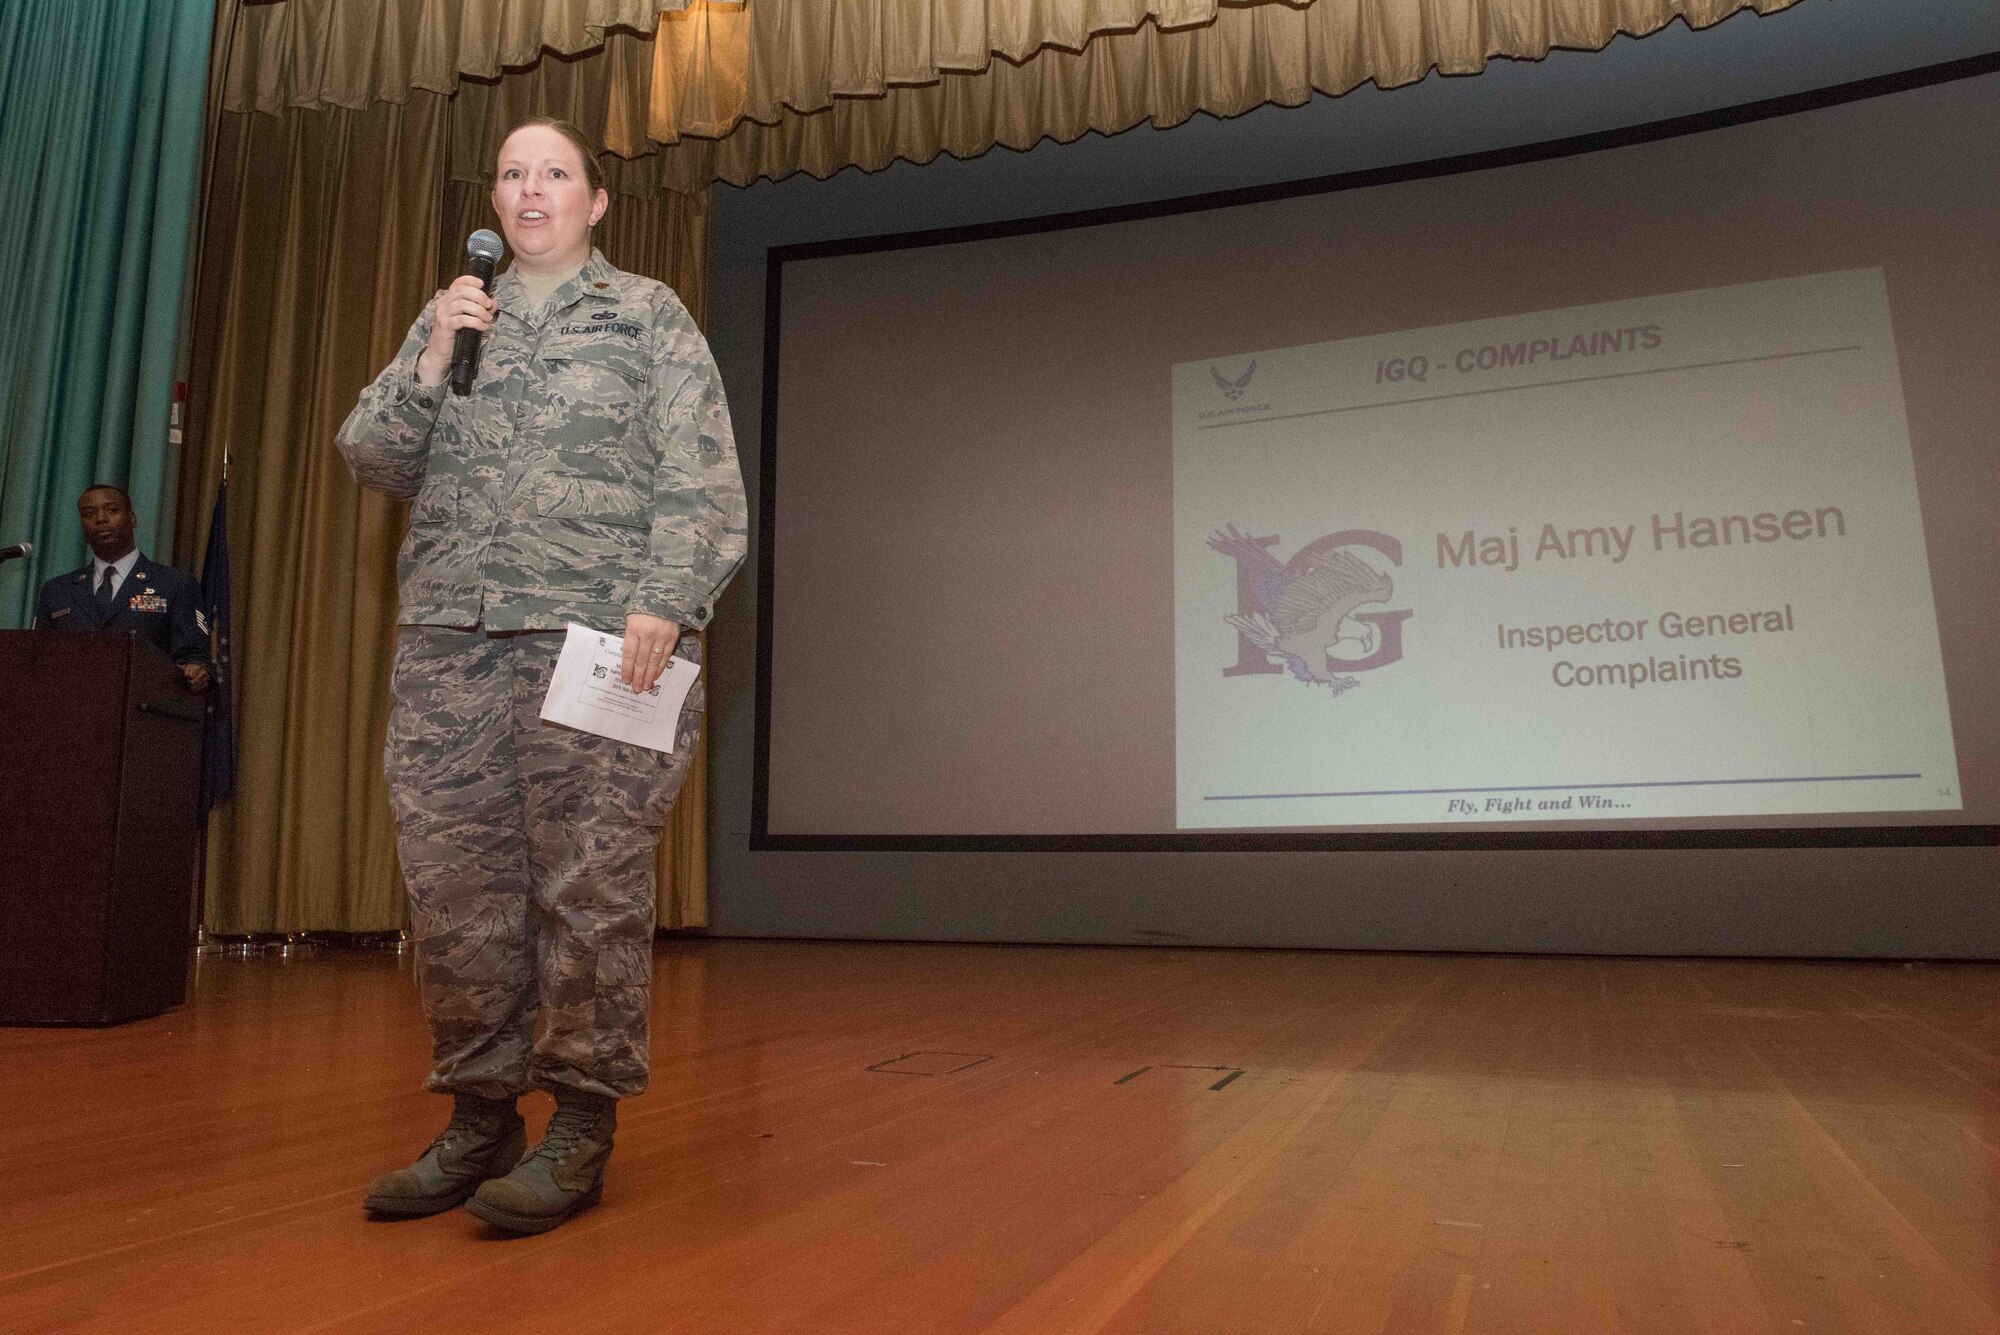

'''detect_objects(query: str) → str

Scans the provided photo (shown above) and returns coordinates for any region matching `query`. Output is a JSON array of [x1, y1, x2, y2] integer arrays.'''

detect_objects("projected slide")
[[1173, 269, 1960, 829]]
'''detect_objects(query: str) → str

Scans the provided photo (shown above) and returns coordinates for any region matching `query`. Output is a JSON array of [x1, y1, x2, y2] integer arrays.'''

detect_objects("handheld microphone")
[[450, 229, 505, 398], [0, 541, 31, 564]]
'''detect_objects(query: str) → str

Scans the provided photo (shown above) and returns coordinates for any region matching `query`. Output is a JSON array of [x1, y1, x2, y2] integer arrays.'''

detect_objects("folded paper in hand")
[[540, 623, 699, 753]]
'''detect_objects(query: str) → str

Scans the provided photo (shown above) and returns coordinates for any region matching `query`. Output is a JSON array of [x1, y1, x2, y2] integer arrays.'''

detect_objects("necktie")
[[97, 565, 117, 609]]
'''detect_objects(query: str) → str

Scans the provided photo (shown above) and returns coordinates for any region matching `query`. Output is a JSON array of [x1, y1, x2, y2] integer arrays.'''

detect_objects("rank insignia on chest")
[[128, 594, 168, 613]]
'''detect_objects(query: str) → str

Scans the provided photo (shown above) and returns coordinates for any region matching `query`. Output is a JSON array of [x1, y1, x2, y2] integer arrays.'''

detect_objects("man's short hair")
[[79, 483, 132, 507]]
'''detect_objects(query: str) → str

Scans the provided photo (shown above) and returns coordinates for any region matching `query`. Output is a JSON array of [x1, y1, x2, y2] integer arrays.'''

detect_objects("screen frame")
[[751, 51, 2000, 854]]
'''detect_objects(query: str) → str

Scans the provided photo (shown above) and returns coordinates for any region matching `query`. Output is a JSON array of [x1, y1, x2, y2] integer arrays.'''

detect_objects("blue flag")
[[199, 481, 234, 814]]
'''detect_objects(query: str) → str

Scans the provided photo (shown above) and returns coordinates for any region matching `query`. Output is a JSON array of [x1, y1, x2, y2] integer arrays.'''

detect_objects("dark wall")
[[699, 2, 2000, 955]]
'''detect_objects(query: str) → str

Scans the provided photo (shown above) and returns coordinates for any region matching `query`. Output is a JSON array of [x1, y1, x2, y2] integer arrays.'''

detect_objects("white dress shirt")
[[91, 549, 140, 603]]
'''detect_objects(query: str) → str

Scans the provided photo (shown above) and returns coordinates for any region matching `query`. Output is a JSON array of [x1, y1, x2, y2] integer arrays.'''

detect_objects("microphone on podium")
[[450, 229, 506, 397], [0, 541, 31, 563]]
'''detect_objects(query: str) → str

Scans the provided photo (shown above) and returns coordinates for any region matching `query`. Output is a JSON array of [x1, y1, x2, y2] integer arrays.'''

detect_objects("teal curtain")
[[0, 0, 214, 626]]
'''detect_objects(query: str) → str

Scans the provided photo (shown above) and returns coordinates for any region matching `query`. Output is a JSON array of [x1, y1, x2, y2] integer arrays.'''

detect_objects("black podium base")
[[0, 630, 203, 1024]]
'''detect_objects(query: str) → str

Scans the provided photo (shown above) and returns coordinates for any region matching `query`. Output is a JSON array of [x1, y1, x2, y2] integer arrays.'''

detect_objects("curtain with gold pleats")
[[182, 98, 442, 933], [221, 0, 1807, 188]]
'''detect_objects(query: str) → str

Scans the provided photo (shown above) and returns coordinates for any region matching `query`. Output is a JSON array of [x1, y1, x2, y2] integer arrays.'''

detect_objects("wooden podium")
[[0, 630, 204, 1024]]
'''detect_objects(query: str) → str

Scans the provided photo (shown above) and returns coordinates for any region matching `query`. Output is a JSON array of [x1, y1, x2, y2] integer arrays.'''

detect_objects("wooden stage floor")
[[3, 941, 1997, 1334]]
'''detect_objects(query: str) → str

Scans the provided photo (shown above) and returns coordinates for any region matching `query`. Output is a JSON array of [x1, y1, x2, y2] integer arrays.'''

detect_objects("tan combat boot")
[[363, 1094, 526, 1218], [464, 1088, 616, 1234]]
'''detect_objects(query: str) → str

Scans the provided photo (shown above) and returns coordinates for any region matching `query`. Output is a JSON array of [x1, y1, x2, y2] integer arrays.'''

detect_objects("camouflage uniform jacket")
[[335, 249, 746, 632]]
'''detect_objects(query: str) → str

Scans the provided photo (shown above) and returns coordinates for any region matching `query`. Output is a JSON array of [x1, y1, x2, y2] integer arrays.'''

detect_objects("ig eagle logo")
[[1208, 524, 1397, 697], [1210, 360, 1256, 402]]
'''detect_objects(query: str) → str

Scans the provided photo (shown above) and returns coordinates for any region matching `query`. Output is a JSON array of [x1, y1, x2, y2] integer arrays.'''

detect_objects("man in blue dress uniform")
[[33, 484, 211, 691]]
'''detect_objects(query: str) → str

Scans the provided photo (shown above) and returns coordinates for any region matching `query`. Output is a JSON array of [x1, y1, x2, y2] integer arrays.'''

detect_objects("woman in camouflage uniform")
[[336, 119, 746, 1234]]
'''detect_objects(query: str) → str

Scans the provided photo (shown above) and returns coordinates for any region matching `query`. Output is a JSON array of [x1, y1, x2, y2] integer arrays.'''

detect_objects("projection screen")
[[756, 63, 2000, 847]]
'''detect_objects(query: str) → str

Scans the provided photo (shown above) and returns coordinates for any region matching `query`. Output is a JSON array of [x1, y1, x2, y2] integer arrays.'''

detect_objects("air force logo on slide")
[[1209, 525, 1413, 698], [1209, 360, 1257, 401]]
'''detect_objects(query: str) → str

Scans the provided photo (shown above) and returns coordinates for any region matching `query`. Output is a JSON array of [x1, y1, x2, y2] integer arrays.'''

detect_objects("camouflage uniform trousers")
[[385, 624, 701, 1100]]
